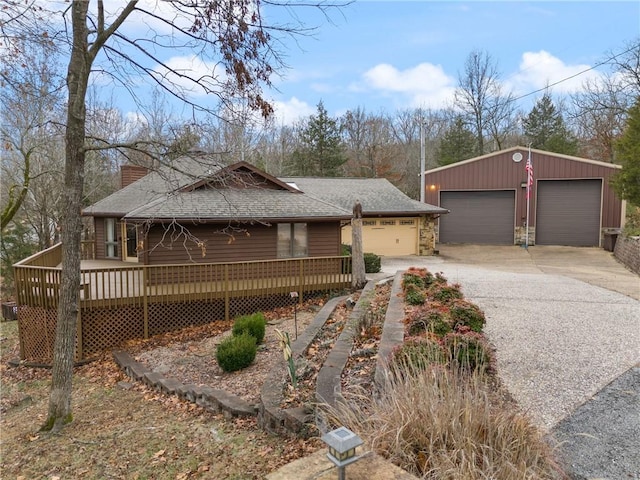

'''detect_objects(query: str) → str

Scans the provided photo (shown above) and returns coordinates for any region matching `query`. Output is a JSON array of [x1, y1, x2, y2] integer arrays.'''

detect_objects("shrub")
[[216, 333, 257, 372], [404, 284, 426, 306], [443, 332, 493, 373], [363, 252, 381, 273], [341, 243, 352, 256], [406, 303, 452, 337], [402, 273, 425, 290], [429, 283, 463, 304], [449, 299, 486, 333], [391, 336, 446, 372], [232, 312, 266, 344]]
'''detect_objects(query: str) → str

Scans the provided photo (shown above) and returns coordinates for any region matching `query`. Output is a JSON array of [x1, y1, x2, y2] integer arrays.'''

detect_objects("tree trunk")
[[42, 1, 90, 432], [351, 201, 366, 290]]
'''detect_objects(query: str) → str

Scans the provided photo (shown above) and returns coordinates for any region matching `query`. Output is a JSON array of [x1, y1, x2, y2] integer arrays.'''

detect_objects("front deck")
[[14, 244, 352, 363]]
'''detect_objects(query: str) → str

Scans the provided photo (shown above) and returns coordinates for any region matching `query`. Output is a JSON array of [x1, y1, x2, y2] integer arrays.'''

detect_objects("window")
[[277, 223, 308, 258], [380, 220, 396, 226], [400, 219, 415, 226], [363, 220, 377, 226], [104, 218, 118, 258]]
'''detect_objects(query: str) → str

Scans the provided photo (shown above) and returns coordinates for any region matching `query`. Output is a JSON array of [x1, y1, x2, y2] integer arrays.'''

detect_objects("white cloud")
[[153, 55, 226, 97], [507, 50, 602, 95], [355, 62, 456, 109], [271, 97, 315, 125]]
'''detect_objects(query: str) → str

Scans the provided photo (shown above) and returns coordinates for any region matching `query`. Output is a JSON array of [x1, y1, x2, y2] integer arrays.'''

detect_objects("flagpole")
[[525, 145, 532, 249]]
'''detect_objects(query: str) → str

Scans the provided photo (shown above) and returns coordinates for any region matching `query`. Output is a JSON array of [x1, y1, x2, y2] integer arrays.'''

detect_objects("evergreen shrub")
[[216, 333, 257, 372], [232, 312, 266, 344]]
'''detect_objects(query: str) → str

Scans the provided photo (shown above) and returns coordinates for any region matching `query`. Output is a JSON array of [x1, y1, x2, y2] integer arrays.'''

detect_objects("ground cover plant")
[[324, 267, 565, 479]]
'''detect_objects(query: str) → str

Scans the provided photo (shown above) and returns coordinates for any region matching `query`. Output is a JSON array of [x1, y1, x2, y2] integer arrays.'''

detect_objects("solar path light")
[[321, 426, 364, 480]]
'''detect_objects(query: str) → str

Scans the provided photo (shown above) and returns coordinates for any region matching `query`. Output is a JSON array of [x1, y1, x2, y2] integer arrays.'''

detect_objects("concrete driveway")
[[376, 245, 640, 479]]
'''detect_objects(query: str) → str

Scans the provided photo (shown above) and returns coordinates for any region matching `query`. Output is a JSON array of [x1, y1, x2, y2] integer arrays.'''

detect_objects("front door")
[[123, 224, 139, 262]]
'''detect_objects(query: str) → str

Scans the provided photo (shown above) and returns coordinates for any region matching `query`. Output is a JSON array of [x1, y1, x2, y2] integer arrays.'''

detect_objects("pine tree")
[[612, 98, 640, 207], [437, 116, 477, 165], [291, 101, 346, 176], [523, 93, 578, 155]]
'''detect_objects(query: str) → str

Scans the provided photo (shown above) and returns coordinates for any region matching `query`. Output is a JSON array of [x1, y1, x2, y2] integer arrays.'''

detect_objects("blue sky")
[[66, 1, 639, 125], [261, 1, 639, 123]]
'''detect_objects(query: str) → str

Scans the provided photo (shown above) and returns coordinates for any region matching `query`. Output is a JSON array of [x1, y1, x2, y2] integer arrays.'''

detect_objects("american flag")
[[525, 152, 533, 198]]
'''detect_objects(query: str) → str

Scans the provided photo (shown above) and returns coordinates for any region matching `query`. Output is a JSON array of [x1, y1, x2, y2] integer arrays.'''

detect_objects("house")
[[280, 177, 448, 256], [14, 156, 448, 364], [83, 156, 353, 264], [423, 147, 623, 247]]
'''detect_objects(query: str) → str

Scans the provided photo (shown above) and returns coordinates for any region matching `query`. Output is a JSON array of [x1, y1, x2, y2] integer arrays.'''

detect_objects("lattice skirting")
[[18, 291, 327, 363]]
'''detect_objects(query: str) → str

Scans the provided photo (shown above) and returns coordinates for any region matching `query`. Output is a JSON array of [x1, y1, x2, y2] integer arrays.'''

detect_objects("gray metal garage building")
[[423, 147, 624, 247]]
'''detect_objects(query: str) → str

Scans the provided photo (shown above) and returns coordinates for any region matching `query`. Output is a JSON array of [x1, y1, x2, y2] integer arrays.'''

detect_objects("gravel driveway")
[[375, 245, 640, 479]]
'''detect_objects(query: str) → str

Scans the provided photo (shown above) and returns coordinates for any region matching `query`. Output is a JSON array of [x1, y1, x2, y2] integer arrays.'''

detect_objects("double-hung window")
[[277, 223, 308, 258]]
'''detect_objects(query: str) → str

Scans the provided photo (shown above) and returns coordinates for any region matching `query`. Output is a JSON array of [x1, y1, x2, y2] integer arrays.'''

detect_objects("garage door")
[[439, 191, 515, 244], [342, 217, 418, 255], [535, 180, 601, 246]]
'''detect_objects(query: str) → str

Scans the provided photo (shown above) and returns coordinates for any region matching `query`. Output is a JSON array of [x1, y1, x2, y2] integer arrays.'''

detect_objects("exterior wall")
[[418, 215, 437, 255], [424, 149, 623, 245], [141, 221, 341, 265], [93, 216, 123, 260], [614, 235, 640, 275], [424, 149, 622, 230]]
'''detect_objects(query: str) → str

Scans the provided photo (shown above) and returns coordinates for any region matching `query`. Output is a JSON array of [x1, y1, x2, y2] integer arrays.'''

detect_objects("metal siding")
[[439, 191, 515, 244], [536, 180, 602, 246], [424, 149, 622, 230]]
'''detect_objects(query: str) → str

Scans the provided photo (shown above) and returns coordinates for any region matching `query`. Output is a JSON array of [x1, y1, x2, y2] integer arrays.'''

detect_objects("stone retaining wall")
[[614, 235, 640, 275]]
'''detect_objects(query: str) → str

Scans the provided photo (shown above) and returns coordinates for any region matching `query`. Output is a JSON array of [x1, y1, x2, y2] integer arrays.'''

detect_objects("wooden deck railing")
[[15, 255, 352, 310], [14, 254, 352, 362], [14, 243, 62, 268]]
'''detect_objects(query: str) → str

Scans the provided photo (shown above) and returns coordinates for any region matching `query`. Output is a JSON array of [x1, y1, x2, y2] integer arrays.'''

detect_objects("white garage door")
[[439, 191, 515, 244], [535, 180, 602, 247]]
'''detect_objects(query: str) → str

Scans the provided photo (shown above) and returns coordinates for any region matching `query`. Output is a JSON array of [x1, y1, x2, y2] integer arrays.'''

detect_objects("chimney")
[[120, 165, 149, 189]]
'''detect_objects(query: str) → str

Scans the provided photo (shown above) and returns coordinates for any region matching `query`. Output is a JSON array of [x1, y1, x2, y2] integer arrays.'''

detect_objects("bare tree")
[[455, 50, 515, 155], [1, 0, 347, 432]]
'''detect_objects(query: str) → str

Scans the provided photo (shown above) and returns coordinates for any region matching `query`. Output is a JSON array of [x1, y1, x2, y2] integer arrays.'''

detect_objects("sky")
[[260, 1, 639, 123], [30, 1, 640, 125]]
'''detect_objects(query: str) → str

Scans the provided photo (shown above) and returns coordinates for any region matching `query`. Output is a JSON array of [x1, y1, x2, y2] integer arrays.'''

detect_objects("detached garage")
[[424, 147, 623, 247]]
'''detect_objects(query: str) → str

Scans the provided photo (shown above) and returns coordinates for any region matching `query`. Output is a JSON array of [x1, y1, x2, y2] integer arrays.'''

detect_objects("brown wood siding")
[[424, 149, 622, 229], [93, 217, 122, 260], [94, 217, 105, 259], [142, 221, 341, 265], [308, 222, 342, 256]]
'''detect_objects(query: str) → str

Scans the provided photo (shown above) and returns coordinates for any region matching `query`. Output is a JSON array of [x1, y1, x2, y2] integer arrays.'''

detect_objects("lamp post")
[[321, 427, 364, 480], [290, 291, 299, 339]]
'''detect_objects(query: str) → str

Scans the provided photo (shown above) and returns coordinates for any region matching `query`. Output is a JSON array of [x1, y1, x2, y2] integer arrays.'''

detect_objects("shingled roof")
[[84, 157, 351, 222], [83, 157, 447, 222], [280, 177, 448, 216]]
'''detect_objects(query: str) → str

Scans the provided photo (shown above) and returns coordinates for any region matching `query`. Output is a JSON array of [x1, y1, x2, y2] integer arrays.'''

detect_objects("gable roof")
[[424, 146, 622, 175], [84, 157, 447, 223], [279, 177, 448, 216], [84, 156, 352, 222]]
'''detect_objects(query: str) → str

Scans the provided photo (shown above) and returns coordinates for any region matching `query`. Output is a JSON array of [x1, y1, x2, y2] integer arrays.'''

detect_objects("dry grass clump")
[[326, 361, 565, 479]]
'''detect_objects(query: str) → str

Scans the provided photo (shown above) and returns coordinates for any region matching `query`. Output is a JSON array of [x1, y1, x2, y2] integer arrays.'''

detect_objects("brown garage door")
[[439, 190, 515, 244], [535, 180, 601, 247]]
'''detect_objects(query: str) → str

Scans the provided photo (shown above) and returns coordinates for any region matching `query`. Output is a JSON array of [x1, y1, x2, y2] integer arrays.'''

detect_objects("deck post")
[[142, 266, 149, 339], [224, 264, 230, 321], [299, 259, 304, 304]]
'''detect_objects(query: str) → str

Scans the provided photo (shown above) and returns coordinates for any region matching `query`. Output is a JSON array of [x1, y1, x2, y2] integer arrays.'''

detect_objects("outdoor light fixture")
[[520, 181, 528, 188], [429, 184, 437, 191], [321, 426, 364, 480]]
